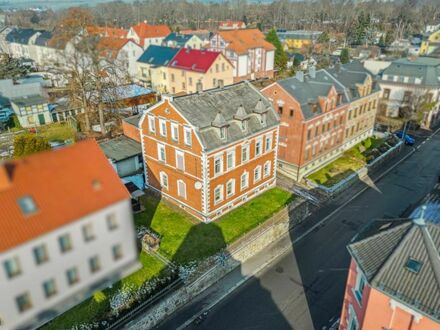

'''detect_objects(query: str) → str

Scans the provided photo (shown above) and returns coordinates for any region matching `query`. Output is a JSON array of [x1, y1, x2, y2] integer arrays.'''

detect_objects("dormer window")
[[212, 111, 228, 140], [241, 120, 247, 132], [220, 127, 227, 140], [260, 113, 266, 126], [234, 105, 250, 133]]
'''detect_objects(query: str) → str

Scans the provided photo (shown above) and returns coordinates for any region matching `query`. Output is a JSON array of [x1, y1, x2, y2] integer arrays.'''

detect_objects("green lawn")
[[308, 136, 385, 187], [135, 187, 294, 264], [44, 187, 293, 329], [37, 123, 76, 142], [42, 253, 167, 330]]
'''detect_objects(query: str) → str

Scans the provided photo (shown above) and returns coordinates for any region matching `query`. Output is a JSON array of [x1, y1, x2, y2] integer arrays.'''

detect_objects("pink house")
[[339, 213, 440, 330]]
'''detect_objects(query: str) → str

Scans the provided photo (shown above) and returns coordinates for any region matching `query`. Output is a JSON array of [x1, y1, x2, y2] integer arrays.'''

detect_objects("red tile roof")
[[131, 22, 171, 46], [169, 48, 221, 73], [219, 20, 246, 29], [0, 140, 130, 252], [96, 37, 133, 59], [87, 26, 128, 39]]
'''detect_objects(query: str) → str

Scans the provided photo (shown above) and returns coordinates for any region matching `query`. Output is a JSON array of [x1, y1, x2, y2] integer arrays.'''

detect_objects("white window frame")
[[184, 126, 192, 146], [159, 171, 168, 189], [254, 165, 262, 183], [264, 160, 271, 177], [177, 180, 187, 199], [240, 171, 249, 191], [159, 118, 167, 137], [265, 134, 272, 152], [226, 149, 235, 170], [171, 122, 179, 142], [347, 304, 359, 330], [214, 155, 223, 176], [148, 115, 155, 133], [175, 150, 185, 171], [352, 268, 366, 306], [226, 179, 235, 197], [214, 185, 224, 204], [241, 144, 249, 163], [157, 143, 166, 162], [255, 138, 262, 157]]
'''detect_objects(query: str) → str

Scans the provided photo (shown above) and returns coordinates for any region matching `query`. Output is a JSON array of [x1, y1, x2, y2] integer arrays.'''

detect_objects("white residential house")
[[0, 140, 140, 330], [127, 21, 171, 49]]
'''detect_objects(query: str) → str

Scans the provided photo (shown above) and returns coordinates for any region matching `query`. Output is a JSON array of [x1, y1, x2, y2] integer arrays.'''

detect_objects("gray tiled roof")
[[171, 82, 279, 151], [123, 114, 142, 128], [99, 135, 142, 161], [349, 215, 440, 321], [277, 70, 346, 120], [11, 95, 47, 107], [380, 57, 440, 87]]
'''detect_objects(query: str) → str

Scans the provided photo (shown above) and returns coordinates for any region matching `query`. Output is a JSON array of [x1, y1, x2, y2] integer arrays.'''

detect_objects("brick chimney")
[[0, 163, 11, 191]]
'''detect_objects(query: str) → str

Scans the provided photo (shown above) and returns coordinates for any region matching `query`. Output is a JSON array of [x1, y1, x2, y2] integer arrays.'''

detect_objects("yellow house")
[[420, 30, 440, 55], [278, 30, 322, 49], [166, 48, 233, 94]]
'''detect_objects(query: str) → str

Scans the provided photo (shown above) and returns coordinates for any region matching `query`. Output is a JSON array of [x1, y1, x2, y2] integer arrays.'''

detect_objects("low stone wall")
[[126, 200, 303, 329]]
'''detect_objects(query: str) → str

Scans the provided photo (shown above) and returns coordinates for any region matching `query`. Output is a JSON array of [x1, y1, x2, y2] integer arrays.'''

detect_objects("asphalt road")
[[171, 133, 440, 330]]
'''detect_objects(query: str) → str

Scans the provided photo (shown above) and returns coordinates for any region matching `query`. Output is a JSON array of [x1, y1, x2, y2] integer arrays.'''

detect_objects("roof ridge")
[[420, 224, 440, 291]]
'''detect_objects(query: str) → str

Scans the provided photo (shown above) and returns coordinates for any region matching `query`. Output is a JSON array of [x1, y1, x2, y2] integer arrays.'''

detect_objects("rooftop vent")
[[405, 257, 423, 274]]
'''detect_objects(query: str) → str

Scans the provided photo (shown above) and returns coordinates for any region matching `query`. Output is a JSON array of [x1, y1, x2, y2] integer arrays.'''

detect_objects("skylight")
[[18, 196, 38, 215], [405, 257, 423, 274]]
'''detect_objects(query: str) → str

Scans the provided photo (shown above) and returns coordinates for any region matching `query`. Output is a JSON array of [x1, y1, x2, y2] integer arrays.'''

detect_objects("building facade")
[[262, 69, 349, 181], [340, 193, 440, 330], [127, 21, 171, 49], [420, 29, 440, 56], [378, 57, 440, 128], [209, 29, 275, 82], [162, 33, 204, 49], [0, 140, 139, 330], [139, 82, 279, 221], [277, 30, 322, 50], [326, 61, 380, 150]]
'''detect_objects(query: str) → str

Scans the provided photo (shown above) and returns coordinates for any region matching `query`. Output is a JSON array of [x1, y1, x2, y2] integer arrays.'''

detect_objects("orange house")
[[261, 69, 349, 181], [139, 82, 280, 222], [340, 215, 440, 330]]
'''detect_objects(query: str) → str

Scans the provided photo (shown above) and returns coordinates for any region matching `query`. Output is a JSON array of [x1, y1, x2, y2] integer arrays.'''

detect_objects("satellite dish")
[[195, 182, 202, 190]]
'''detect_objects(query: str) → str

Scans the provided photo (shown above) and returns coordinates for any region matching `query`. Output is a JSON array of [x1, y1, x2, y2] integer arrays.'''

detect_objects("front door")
[[38, 114, 45, 125]]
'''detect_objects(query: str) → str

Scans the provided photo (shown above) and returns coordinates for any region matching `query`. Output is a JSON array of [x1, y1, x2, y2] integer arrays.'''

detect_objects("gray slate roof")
[[380, 57, 440, 87], [6, 28, 39, 44], [349, 214, 440, 321], [277, 70, 346, 120], [123, 114, 142, 128], [171, 82, 279, 151], [99, 135, 142, 162], [11, 95, 47, 107]]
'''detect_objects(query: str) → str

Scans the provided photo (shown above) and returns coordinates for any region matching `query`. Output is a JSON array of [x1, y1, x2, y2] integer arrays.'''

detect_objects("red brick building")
[[139, 82, 280, 221], [262, 69, 349, 181]]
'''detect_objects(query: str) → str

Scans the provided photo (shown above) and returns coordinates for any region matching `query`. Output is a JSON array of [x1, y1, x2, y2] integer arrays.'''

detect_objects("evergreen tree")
[[265, 28, 287, 71], [13, 135, 50, 158], [0, 54, 30, 80], [340, 48, 350, 64]]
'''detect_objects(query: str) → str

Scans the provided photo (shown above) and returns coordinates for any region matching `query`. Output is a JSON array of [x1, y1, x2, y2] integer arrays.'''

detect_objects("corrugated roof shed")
[[99, 135, 142, 161]]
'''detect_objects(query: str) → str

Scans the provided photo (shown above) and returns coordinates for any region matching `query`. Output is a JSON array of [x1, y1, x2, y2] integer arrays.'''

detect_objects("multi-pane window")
[[184, 126, 192, 146], [226, 150, 235, 170], [159, 119, 167, 137], [171, 122, 179, 142], [160, 172, 169, 189], [264, 161, 271, 177], [82, 224, 95, 242], [254, 166, 262, 182], [177, 180, 186, 199], [89, 256, 101, 273], [33, 244, 49, 265], [16, 292, 32, 313], [4, 257, 21, 279], [157, 144, 166, 162], [265, 135, 272, 152], [214, 155, 223, 175], [148, 115, 155, 133], [214, 185, 224, 204], [241, 120, 247, 132], [43, 279, 57, 298], [107, 213, 118, 231], [241, 145, 249, 163], [240, 172, 249, 190], [66, 267, 79, 285], [59, 234, 72, 253], [175, 150, 185, 171], [255, 139, 262, 157], [112, 244, 123, 261], [353, 270, 366, 305], [226, 179, 235, 197]]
